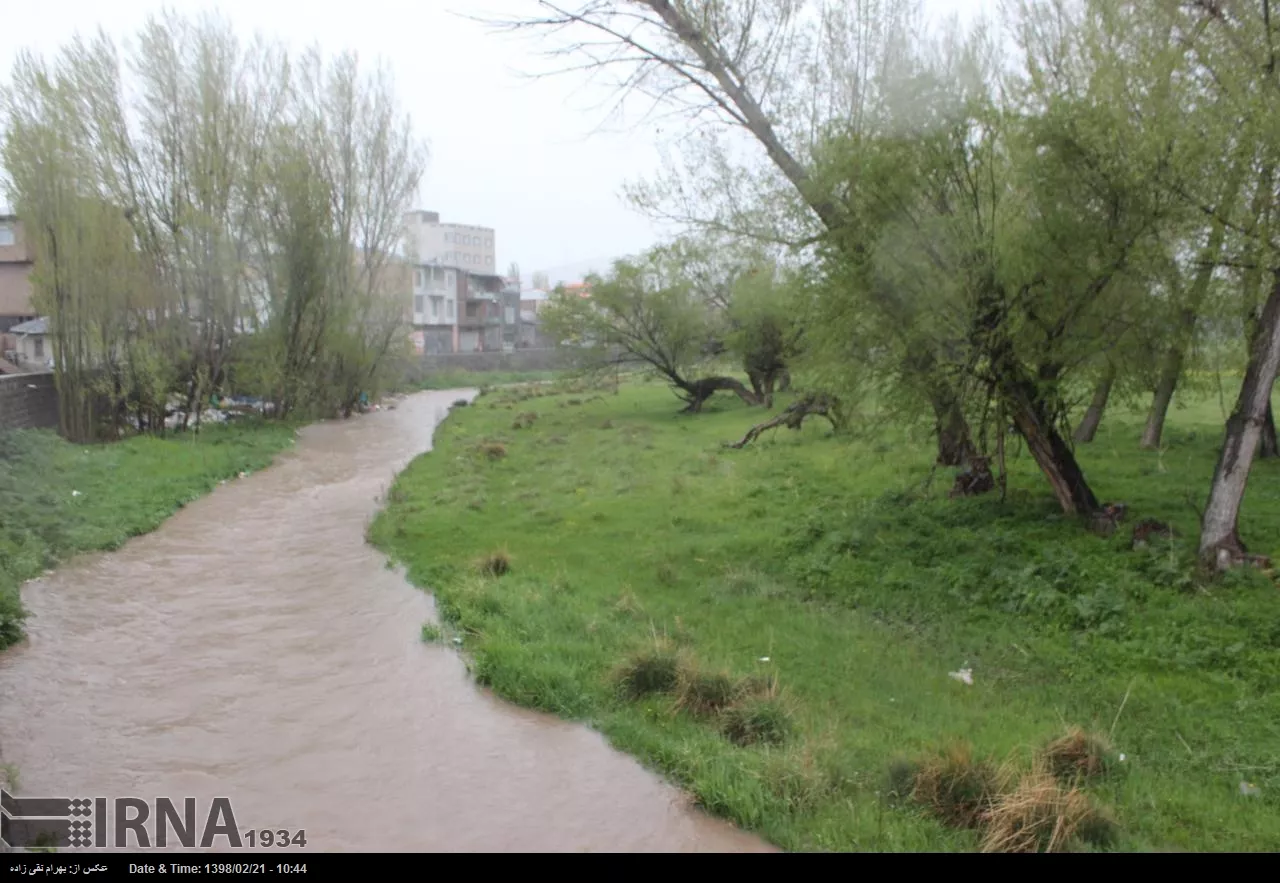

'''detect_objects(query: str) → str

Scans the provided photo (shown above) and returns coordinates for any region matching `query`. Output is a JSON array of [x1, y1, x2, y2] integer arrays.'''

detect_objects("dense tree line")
[[519, 0, 1280, 572], [1, 11, 425, 440]]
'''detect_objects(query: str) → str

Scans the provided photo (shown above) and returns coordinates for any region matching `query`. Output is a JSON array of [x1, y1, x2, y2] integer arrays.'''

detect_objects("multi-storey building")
[[403, 210, 496, 276], [0, 216, 37, 371], [402, 210, 527, 354]]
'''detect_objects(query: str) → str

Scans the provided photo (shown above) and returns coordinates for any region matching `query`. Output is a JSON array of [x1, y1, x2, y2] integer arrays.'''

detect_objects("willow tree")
[[1, 55, 121, 442], [542, 248, 763, 413], [1170, 0, 1280, 570], [489, 0, 981, 464], [4, 10, 426, 436]]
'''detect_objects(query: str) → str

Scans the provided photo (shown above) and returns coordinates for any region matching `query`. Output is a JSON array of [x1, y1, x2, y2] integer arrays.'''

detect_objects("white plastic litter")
[[948, 667, 974, 685]]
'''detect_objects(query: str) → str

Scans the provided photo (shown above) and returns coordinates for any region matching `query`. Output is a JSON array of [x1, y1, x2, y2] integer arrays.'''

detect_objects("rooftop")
[[11, 317, 48, 335]]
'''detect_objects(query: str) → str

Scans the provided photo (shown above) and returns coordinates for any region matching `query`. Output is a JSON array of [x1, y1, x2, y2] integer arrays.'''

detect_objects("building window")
[[486, 254, 493, 266], [414, 269, 425, 288], [486, 237, 492, 248], [0, 226, 13, 246], [446, 271, 455, 288], [466, 302, 478, 318], [447, 300, 454, 319], [431, 298, 439, 320], [34, 337, 44, 358], [414, 294, 424, 314]]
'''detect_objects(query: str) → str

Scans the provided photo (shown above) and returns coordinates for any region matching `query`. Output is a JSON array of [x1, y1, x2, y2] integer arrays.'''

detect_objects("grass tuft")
[[475, 441, 507, 460], [980, 768, 1119, 853], [1039, 726, 1115, 784], [720, 693, 793, 747], [612, 639, 682, 700], [904, 742, 1002, 830], [476, 548, 512, 577], [675, 667, 741, 717]]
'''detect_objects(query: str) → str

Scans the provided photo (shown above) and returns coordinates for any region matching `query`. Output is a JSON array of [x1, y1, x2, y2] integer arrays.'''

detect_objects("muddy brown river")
[[0, 390, 772, 853]]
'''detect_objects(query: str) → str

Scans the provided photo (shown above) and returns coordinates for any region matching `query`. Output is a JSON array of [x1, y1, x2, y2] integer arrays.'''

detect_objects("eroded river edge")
[[0, 389, 773, 853]]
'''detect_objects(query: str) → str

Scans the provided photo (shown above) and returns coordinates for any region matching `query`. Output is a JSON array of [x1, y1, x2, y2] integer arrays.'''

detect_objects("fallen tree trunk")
[[724, 393, 839, 448]]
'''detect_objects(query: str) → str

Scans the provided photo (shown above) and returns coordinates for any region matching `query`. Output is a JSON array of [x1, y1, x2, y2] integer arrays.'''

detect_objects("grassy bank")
[[411, 368, 563, 390], [372, 374, 1280, 852], [0, 420, 298, 649]]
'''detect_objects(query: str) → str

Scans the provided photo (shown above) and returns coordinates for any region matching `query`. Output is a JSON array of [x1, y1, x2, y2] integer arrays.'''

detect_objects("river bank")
[[0, 419, 301, 651], [371, 377, 1280, 852], [0, 389, 769, 852]]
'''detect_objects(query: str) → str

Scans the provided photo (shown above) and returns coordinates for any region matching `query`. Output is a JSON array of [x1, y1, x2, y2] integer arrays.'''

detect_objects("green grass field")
[[0, 419, 298, 650], [371, 373, 1280, 852]]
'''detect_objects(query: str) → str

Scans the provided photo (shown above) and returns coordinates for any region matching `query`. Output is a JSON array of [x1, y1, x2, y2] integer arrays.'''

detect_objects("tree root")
[[949, 456, 995, 498], [723, 393, 838, 448]]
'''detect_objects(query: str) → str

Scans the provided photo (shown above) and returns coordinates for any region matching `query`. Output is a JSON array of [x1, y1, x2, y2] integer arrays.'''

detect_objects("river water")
[[0, 389, 771, 853]]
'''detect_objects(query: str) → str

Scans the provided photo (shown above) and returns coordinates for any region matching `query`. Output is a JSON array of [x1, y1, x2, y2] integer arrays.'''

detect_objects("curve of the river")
[[0, 389, 773, 853]]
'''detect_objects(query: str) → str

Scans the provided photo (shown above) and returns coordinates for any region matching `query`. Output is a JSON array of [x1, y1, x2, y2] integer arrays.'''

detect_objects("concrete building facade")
[[403, 210, 496, 276], [0, 216, 38, 369]]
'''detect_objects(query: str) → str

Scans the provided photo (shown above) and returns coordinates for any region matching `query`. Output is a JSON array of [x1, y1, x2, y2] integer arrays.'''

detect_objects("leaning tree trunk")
[[994, 348, 1101, 515], [1141, 357, 1182, 450], [1074, 364, 1116, 443], [1199, 275, 1280, 571], [679, 376, 761, 414], [1008, 394, 1101, 515]]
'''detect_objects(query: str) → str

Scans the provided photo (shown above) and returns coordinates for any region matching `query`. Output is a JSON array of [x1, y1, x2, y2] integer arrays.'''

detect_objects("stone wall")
[[0, 371, 59, 433]]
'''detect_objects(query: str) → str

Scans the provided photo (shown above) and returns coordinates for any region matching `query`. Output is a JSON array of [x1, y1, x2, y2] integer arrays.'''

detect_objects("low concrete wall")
[[0, 371, 59, 433], [405, 348, 582, 381]]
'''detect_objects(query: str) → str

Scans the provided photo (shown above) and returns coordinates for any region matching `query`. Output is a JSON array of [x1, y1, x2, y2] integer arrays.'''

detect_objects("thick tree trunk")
[[993, 347, 1100, 515], [1074, 365, 1116, 443], [1141, 360, 1181, 450], [1199, 275, 1280, 571], [1009, 396, 1101, 515], [932, 391, 977, 466]]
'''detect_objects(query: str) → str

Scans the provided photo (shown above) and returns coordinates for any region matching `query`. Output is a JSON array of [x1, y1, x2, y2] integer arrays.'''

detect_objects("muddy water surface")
[[0, 390, 773, 853]]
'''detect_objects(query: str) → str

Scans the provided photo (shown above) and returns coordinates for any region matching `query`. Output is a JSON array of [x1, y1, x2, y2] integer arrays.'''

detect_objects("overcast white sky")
[[0, 0, 998, 283]]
